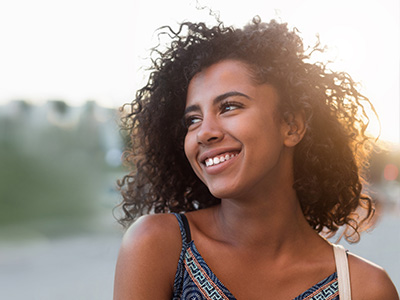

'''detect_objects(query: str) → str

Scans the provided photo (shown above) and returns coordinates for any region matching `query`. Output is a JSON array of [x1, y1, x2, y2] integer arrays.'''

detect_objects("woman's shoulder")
[[114, 213, 183, 299], [123, 213, 182, 244], [119, 213, 183, 264], [348, 252, 399, 300]]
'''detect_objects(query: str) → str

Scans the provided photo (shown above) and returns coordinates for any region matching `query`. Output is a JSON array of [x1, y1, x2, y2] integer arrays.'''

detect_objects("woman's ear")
[[282, 111, 306, 147]]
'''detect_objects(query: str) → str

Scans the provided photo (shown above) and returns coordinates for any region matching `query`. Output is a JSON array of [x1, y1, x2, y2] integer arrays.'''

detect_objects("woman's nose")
[[196, 116, 223, 145]]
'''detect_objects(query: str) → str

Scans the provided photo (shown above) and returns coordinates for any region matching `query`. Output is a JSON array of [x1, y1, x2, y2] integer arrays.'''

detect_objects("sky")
[[0, 0, 399, 143]]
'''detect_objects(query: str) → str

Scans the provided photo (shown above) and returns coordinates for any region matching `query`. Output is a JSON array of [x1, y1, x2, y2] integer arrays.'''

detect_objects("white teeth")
[[204, 153, 238, 167], [205, 158, 213, 167]]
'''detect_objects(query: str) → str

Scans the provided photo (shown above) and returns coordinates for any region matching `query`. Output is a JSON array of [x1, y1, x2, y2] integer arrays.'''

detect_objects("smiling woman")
[[114, 17, 399, 300], [184, 61, 293, 201]]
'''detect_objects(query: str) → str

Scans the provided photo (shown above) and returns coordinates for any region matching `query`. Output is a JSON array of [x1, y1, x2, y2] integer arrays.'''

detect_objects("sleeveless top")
[[172, 213, 343, 300]]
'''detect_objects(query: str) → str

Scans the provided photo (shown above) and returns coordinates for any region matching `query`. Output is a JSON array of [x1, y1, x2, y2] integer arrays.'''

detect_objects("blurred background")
[[0, 0, 398, 298]]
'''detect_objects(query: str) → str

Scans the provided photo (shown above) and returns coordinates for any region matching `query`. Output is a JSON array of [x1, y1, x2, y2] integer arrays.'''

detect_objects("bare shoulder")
[[114, 214, 182, 300], [121, 213, 182, 248], [348, 252, 399, 300]]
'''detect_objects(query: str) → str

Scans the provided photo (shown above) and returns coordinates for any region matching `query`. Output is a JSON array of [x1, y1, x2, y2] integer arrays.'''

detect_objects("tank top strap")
[[332, 244, 352, 300], [173, 213, 192, 245], [172, 213, 192, 297]]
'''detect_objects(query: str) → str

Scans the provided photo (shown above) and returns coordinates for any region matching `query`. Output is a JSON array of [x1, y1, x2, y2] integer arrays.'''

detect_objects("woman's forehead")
[[186, 60, 255, 101]]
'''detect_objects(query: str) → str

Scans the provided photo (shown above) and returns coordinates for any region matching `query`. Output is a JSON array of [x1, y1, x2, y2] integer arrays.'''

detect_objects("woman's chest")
[[176, 243, 338, 300]]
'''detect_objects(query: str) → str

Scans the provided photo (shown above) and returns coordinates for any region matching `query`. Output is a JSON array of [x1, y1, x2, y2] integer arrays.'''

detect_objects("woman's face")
[[183, 59, 295, 200]]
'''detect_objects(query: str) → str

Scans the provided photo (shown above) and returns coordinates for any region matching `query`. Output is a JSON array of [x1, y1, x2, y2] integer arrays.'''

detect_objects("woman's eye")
[[184, 115, 201, 128], [220, 102, 242, 113]]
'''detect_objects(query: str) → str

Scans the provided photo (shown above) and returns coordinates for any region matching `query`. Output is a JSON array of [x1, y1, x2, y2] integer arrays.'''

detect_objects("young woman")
[[113, 18, 399, 299]]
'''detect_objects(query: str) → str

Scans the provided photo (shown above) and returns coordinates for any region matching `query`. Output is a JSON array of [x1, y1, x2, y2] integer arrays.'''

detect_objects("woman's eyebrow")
[[184, 91, 251, 115], [214, 91, 252, 104], [183, 104, 200, 116]]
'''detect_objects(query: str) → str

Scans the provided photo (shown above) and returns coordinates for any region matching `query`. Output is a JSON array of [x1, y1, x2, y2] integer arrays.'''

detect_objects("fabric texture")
[[172, 213, 340, 300]]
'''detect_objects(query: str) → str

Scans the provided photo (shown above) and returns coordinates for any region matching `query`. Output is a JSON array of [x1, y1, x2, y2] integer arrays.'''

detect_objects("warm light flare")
[[384, 164, 399, 181], [0, 0, 398, 143]]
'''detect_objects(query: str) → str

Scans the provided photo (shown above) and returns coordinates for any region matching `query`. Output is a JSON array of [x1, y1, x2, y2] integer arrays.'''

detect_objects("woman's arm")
[[113, 214, 182, 300]]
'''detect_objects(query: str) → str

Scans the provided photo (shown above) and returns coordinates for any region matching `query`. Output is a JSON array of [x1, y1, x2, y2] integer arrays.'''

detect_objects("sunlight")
[[218, 0, 399, 144], [0, 0, 398, 143], [132, 0, 399, 144]]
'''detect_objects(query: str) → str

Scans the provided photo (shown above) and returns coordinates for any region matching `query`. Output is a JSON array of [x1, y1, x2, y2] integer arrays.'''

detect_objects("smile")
[[205, 153, 238, 167]]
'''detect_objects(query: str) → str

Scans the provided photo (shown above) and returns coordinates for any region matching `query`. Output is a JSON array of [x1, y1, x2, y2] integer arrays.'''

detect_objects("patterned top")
[[172, 213, 339, 300]]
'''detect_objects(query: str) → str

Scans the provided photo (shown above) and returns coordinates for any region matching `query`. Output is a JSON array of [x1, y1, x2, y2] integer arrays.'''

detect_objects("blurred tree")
[[0, 100, 123, 237]]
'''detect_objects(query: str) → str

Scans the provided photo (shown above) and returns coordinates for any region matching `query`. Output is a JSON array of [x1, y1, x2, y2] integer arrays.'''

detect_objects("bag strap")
[[332, 244, 352, 300]]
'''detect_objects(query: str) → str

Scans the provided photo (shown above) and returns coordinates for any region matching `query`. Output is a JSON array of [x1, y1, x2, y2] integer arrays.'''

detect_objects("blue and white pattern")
[[172, 213, 339, 300], [183, 246, 233, 300], [293, 272, 338, 300]]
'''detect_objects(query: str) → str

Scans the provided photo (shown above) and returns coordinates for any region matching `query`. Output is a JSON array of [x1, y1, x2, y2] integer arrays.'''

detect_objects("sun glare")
[[1, 0, 398, 143]]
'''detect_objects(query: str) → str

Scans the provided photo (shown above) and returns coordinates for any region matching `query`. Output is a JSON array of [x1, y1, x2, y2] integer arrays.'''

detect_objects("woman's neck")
[[213, 191, 319, 256]]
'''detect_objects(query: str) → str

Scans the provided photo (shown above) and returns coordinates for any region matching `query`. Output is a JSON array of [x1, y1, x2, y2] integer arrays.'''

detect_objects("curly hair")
[[117, 17, 376, 242]]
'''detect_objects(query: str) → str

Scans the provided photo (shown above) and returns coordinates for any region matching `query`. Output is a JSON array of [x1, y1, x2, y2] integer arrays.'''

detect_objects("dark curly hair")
[[117, 17, 376, 242]]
